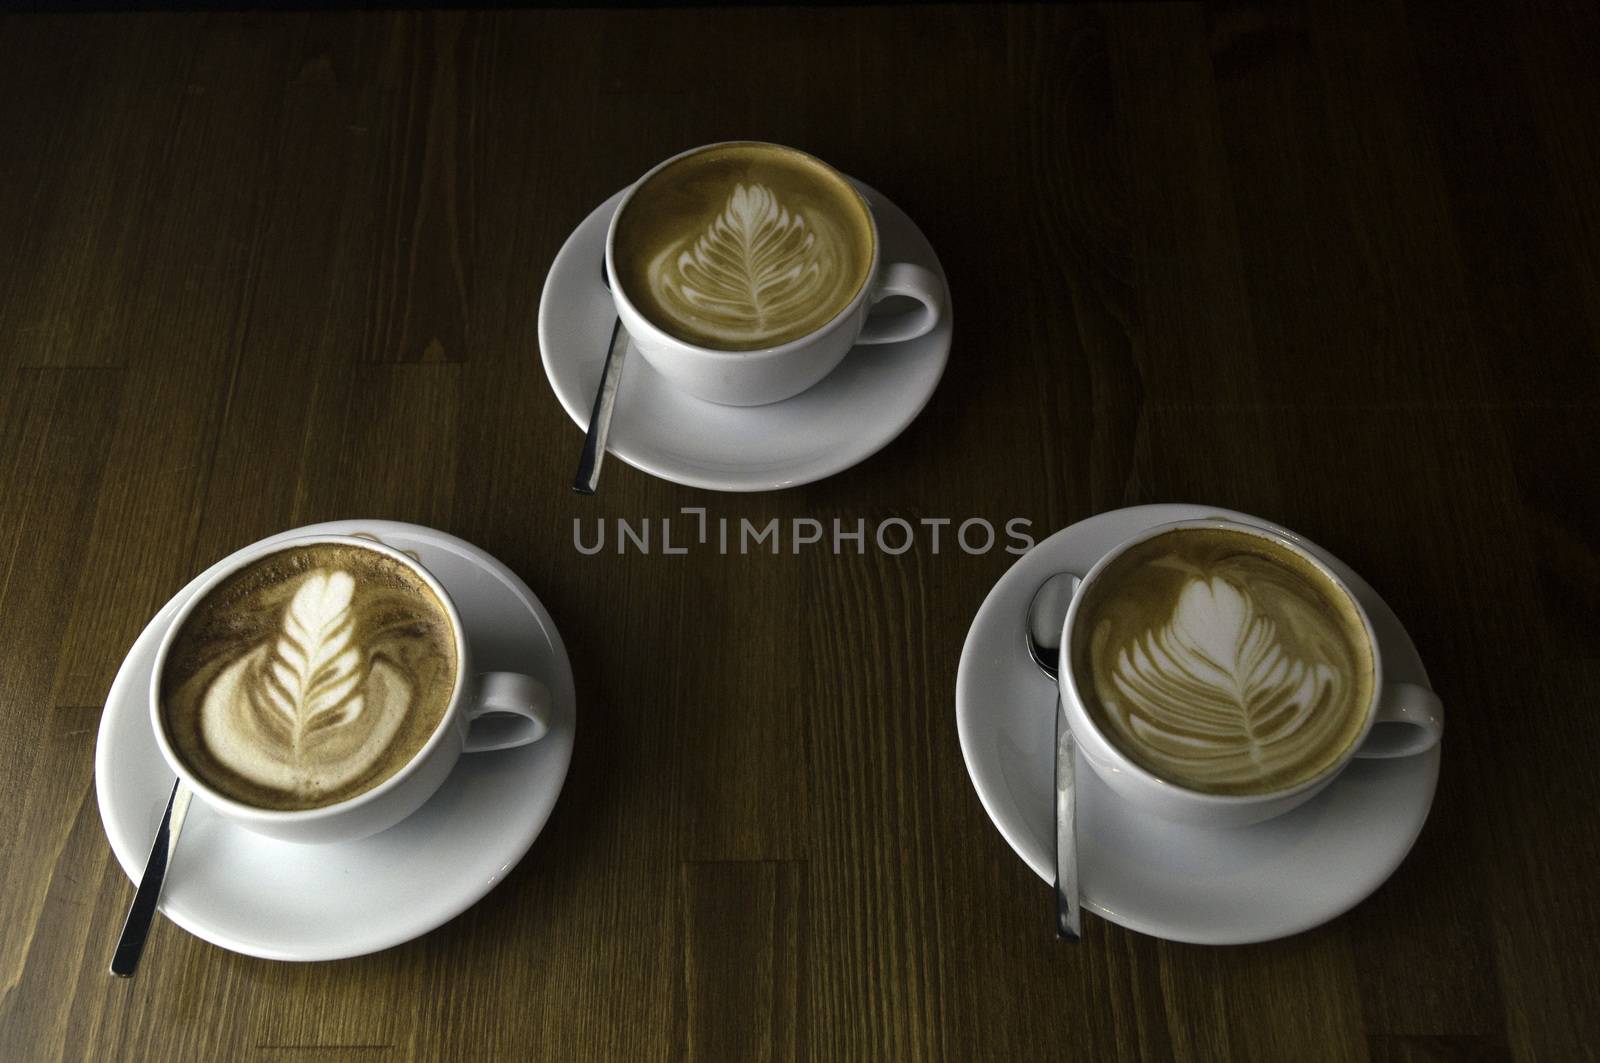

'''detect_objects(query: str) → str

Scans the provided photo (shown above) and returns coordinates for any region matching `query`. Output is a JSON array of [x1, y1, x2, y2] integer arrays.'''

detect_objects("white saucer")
[[538, 181, 952, 492], [95, 520, 576, 962], [956, 504, 1441, 945]]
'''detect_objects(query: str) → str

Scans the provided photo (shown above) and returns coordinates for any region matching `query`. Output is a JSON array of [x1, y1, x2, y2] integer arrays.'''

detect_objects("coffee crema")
[[159, 543, 458, 811], [1071, 527, 1375, 796], [612, 142, 875, 350]]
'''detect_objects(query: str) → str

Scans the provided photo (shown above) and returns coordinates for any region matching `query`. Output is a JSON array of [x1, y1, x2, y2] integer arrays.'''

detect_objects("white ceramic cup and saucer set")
[[540, 140, 953, 491], [957, 504, 1446, 944], [96, 520, 576, 960]]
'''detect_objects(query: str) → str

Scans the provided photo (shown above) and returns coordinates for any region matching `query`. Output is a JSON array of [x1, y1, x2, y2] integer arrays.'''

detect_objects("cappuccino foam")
[[1071, 527, 1375, 795], [612, 142, 875, 350], [159, 543, 457, 811]]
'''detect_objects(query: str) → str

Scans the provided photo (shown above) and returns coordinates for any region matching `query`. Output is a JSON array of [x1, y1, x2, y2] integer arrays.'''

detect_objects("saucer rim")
[[94, 519, 576, 962], [537, 181, 952, 492], [955, 502, 1442, 945]]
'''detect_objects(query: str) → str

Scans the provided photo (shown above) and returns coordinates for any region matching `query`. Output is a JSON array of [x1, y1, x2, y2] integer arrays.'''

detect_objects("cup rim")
[[1059, 517, 1384, 807], [148, 533, 469, 824], [604, 139, 882, 359]]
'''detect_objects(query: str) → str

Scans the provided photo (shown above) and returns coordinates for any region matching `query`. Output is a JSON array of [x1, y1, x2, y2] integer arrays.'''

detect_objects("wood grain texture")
[[1, 3, 1597, 1060]]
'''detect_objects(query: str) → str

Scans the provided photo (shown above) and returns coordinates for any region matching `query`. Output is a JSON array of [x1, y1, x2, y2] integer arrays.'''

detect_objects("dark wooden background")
[[2, 3, 1597, 1060]]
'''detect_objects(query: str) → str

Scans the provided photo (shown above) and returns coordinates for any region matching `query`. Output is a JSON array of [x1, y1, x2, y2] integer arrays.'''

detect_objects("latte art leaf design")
[[199, 569, 412, 796], [262, 570, 364, 731], [1106, 576, 1345, 783], [647, 183, 839, 343]]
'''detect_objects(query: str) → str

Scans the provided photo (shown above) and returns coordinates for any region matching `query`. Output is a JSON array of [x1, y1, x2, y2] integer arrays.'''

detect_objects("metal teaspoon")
[[110, 778, 191, 977], [1026, 572, 1083, 941], [572, 258, 629, 494]]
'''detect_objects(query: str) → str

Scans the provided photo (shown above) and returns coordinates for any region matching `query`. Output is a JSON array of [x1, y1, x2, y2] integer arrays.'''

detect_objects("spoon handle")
[[110, 779, 192, 977], [1054, 697, 1082, 941], [572, 316, 630, 495]]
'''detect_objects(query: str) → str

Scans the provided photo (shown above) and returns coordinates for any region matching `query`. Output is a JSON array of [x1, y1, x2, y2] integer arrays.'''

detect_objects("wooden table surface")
[[2, 3, 1597, 1060]]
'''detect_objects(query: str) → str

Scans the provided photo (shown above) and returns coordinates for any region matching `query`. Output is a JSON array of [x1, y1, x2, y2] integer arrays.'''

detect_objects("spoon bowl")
[[1025, 572, 1080, 681]]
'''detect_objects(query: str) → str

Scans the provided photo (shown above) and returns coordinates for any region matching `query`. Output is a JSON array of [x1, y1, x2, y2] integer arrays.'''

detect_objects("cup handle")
[[856, 262, 944, 345], [464, 673, 552, 753], [1354, 682, 1443, 759]]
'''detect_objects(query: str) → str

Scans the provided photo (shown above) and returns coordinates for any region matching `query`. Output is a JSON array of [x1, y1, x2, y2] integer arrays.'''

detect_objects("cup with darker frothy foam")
[[607, 141, 946, 406], [1058, 519, 1443, 828], [151, 534, 552, 844]]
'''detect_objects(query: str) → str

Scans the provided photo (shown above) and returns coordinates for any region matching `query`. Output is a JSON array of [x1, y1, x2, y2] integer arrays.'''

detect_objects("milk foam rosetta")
[[612, 143, 874, 350], [160, 544, 457, 811], [1072, 528, 1375, 795], [645, 182, 847, 348]]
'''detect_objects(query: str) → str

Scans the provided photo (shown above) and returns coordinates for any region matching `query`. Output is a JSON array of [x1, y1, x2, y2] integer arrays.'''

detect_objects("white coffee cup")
[[150, 533, 552, 845], [1057, 518, 1443, 828], [605, 141, 946, 407]]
